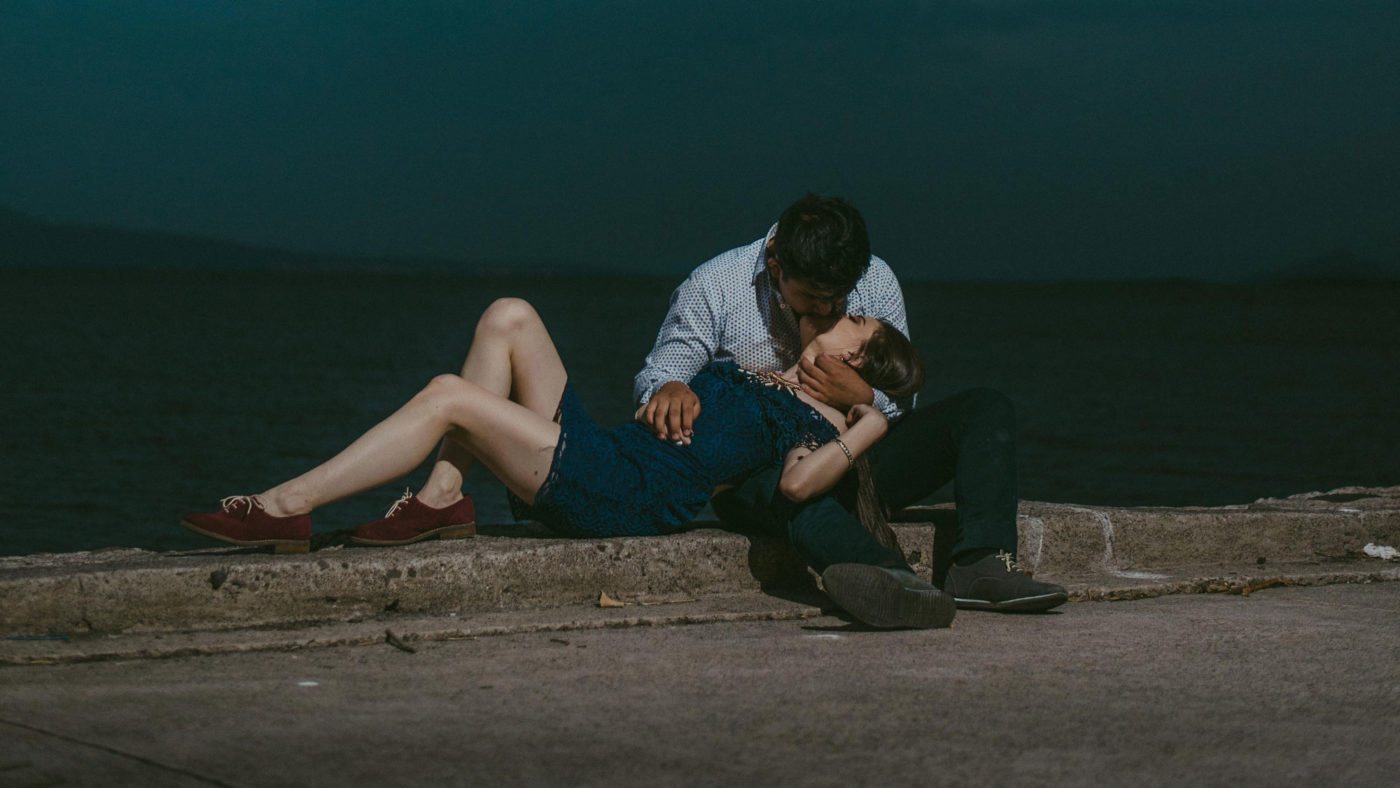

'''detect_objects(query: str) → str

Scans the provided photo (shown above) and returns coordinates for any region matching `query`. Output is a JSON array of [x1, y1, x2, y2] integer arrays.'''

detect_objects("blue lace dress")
[[510, 361, 838, 537]]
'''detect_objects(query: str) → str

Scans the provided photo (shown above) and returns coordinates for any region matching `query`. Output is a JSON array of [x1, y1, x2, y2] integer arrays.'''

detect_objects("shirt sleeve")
[[633, 273, 722, 407], [856, 257, 914, 420]]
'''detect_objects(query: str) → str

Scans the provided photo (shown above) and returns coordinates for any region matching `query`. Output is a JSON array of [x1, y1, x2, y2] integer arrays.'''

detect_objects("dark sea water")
[[2, 269, 1397, 556]]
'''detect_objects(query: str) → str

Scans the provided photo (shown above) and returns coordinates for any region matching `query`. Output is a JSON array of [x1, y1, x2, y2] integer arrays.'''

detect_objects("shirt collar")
[[751, 223, 779, 285]]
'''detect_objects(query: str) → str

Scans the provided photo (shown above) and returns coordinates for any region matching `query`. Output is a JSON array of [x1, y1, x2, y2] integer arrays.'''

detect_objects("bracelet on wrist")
[[833, 438, 854, 467]]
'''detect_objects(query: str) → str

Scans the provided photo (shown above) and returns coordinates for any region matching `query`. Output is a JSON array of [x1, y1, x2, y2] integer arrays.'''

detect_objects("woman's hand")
[[845, 403, 888, 436]]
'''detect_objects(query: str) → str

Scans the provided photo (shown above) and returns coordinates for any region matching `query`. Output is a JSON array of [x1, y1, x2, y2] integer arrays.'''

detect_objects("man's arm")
[[633, 274, 722, 441]]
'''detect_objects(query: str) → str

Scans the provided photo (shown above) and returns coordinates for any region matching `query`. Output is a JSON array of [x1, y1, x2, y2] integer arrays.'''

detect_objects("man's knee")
[[712, 466, 785, 530], [959, 387, 1015, 437]]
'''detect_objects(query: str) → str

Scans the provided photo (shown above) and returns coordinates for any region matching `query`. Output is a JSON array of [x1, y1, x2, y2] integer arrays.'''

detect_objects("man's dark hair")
[[856, 321, 924, 401], [771, 194, 871, 294]]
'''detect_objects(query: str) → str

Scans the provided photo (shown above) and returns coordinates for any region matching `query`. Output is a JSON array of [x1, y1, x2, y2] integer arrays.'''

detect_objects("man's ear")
[[765, 255, 782, 281]]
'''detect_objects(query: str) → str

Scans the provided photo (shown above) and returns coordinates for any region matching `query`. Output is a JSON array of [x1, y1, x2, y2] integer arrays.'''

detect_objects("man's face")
[[766, 256, 847, 319]]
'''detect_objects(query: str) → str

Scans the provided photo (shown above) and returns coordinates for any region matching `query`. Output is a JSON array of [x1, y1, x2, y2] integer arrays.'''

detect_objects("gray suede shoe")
[[820, 564, 956, 629], [943, 551, 1068, 612]]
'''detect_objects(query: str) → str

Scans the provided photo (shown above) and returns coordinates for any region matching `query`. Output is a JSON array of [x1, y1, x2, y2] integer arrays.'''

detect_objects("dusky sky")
[[2, 1, 1397, 280]]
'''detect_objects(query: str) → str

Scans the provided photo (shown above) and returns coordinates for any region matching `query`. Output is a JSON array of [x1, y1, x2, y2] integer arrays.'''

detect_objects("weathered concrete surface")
[[2, 486, 1397, 638], [1009, 484, 1400, 577], [0, 522, 827, 637], [5, 563, 1399, 667], [2, 584, 1398, 787]]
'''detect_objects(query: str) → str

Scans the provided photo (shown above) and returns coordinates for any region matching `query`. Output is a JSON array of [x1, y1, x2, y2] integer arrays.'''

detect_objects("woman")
[[182, 298, 922, 553]]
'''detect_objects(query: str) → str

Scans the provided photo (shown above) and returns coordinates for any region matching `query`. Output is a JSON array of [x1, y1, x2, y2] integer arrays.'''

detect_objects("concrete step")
[[2, 486, 1396, 637]]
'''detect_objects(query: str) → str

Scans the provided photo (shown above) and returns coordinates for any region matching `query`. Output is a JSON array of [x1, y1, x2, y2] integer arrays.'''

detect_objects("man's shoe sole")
[[350, 522, 477, 546], [953, 591, 1068, 613], [180, 520, 310, 554], [821, 564, 956, 629]]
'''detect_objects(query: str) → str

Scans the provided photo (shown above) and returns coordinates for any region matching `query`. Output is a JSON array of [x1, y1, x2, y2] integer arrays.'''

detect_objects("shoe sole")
[[954, 592, 1068, 613], [180, 520, 310, 554], [349, 522, 477, 547], [820, 564, 956, 629]]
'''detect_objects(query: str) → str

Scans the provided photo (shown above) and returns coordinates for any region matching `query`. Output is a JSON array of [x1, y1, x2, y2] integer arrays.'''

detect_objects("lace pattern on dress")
[[726, 363, 838, 453]]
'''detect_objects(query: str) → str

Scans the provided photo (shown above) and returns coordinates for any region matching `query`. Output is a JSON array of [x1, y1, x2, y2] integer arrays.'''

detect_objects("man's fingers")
[[641, 386, 701, 442], [666, 402, 685, 440], [679, 397, 699, 434], [649, 401, 671, 439]]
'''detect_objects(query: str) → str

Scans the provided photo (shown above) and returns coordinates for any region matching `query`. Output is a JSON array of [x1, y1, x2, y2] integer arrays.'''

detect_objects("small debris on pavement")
[[1363, 543, 1398, 560], [1238, 578, 1290, 596], [598, 591, 625, 608], [384, 629, 416, 653]]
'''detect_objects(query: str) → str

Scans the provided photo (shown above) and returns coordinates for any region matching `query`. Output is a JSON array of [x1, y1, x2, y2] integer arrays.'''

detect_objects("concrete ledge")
[[1006, 484, 1400, 578], [6, 562, 1398, 666], [2, 486, 1397, 638], [0, 592, 830, 666]]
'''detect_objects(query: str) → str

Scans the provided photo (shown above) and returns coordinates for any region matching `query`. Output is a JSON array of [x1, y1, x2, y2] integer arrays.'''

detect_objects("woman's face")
[[802, 314, 880, 366]]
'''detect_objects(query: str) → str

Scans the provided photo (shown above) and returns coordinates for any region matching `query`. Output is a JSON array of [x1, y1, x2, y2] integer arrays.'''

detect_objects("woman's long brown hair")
[[851, 320, 924, 550]]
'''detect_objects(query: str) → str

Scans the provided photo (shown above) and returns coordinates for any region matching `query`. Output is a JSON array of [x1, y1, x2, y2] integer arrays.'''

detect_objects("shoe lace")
[[383, 488, 415, 518], [219, 495, 262, 518], [996, 550, 1022, 573]]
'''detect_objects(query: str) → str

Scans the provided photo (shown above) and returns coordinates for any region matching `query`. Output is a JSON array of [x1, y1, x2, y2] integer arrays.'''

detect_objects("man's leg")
[[712, 467, 955, 628], [713, 466, 905, 572], [869, 387, 1066, 612], [867, 387, 1019, 576]]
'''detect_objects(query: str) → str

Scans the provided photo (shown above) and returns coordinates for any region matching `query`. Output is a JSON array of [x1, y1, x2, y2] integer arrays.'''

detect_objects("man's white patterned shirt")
[[634, 225, 911, 418]]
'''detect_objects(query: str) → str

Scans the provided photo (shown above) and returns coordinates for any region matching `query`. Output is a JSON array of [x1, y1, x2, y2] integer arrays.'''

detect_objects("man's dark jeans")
[[712, 387, 1019, 584]]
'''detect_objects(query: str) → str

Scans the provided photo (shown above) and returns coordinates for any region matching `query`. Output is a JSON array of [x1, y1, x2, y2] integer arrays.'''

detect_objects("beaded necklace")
[[740, 366, 802, 395]]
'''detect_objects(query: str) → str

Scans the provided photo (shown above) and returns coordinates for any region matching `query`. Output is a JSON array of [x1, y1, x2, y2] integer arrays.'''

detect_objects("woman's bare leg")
[[416, 298, 568, 507], [252, 298, 569, 516], [256, 375, 562, 517]]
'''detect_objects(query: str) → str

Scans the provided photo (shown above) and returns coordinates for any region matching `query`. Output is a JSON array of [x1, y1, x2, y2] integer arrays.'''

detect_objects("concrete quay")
[[3, 584, 1398, 786], [1, 486, 1397, 660]]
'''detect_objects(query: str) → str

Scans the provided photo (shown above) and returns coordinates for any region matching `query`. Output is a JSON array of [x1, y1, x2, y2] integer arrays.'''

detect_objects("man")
[[634, 194, 1067, 628]]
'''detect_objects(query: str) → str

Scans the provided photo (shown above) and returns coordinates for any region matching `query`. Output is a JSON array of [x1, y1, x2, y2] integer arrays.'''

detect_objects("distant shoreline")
[[4, 205, 1396, 284], [5, 268, 1399, 290]]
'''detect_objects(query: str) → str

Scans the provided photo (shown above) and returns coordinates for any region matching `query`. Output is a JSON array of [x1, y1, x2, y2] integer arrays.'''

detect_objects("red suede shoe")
[[351, 490, 477, 546], [181, 496, 312, 553]]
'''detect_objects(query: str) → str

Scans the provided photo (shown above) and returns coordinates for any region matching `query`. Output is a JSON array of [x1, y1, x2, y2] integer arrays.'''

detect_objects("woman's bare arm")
[[777, 404, 888, 503]]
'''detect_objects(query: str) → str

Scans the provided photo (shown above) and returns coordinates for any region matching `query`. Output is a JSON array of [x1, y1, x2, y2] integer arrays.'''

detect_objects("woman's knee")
[[475, 297, 542, 339], [417, 374, 480, 415]]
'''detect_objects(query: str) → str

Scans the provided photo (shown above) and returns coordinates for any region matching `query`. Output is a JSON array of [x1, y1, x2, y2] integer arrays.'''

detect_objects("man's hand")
[[798, 354, 874, 411], [636, 380, 701, 443]]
